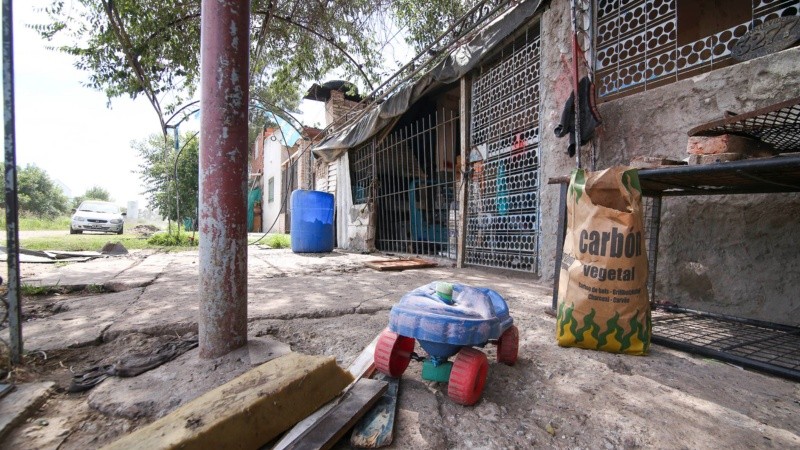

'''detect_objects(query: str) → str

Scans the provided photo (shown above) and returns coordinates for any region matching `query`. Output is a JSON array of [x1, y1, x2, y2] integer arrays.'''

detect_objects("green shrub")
[[148, 232, 198, 247], [264, 234, 291, 249], [20, 284, 53, 296]]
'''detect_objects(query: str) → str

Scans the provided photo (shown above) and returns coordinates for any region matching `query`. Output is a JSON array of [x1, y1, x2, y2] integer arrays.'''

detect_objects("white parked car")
[[70, 200, 126, 235]]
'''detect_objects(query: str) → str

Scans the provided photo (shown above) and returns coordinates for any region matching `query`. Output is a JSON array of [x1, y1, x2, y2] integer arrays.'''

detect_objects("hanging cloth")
[[554, 76, 603, 157]]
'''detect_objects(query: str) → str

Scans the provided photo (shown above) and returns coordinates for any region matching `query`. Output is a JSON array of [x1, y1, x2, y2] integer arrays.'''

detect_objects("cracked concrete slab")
[[24, 289, 144, 351], [0, 382, 55, 440], [87, 341, 266, 420], [11, 248, 800, 450], [102, 252, 178, 292], [103, 282, 199, 340], [248, 248, 384, 277], [24, 255, 143, 289]]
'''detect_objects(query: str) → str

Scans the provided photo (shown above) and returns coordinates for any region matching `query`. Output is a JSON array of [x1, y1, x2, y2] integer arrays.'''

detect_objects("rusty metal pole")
[[198, 0, 250, 358], [3, 0, 23, 364]]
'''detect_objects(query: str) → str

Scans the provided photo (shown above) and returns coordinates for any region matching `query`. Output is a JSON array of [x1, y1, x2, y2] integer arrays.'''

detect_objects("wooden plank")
[[346, 334, 380, 380], [629, 155, 687, 169], [350, 374, 400, 448], [364, 258, 437, 271], [272, 334, 379, 450], [687, 152, 743, 165], [103, 354, 353, 450], [457, 76, 470, 268], [282, 378, 388, 450]]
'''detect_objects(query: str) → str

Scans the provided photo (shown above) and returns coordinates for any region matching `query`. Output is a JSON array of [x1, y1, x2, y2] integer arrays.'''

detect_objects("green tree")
[[392, 0, 477, 53], [73, 185, 113, 208], [134, 132, 199, 223], [1, 164, 70, 218], [33, 0, 400, 128], [33, 1, 477, 127]]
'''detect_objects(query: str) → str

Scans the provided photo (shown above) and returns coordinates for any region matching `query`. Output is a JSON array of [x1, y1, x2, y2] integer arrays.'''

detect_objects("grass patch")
[[148, 231, 198, 247], [20, 234, 154, 252], [20, 284, 55, 296], [20, 283, 109, 296], [256, 234, 290, 249], [0, 214, 72, 231], [20, 232, 196, 252]]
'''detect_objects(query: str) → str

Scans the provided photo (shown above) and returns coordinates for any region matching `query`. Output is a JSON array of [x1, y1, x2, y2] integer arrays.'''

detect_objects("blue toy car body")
[[374, 281, 518, 405], [388, 282, 514, 359]]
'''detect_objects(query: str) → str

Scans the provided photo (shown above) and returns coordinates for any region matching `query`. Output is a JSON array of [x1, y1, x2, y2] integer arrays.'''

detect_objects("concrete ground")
[[1, 246, 799, 449]]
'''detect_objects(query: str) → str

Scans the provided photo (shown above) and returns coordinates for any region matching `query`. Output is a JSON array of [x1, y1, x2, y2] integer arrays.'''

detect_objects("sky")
[[2, 2, 326, 211]]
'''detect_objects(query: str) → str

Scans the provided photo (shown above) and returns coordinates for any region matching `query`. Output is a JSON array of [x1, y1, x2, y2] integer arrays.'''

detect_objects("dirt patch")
[[2, 253, 798, 449], [131, 225, 160, 238]]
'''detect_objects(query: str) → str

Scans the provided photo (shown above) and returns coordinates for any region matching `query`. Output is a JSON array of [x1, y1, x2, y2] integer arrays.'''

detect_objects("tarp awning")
[[312, 0, 545, 161]]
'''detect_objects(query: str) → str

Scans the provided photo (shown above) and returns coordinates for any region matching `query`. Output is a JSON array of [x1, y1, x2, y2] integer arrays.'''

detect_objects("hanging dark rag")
[[554, 76, 603, 157]]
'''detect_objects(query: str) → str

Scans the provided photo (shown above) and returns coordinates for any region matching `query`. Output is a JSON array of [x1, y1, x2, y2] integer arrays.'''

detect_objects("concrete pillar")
[[126, 201, 139, 220], [198, 0, 250, 358]]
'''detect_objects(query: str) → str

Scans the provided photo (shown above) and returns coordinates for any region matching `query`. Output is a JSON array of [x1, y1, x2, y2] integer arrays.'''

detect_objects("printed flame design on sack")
[[556, 167, 651, 355]]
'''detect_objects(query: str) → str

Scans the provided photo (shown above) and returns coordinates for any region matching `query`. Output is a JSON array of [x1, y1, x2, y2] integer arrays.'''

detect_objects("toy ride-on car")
[[374, 281, 518, 405]]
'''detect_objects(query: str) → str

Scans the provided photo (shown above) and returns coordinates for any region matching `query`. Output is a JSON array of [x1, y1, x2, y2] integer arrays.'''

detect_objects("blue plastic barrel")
[[290, 190, 335, 253]]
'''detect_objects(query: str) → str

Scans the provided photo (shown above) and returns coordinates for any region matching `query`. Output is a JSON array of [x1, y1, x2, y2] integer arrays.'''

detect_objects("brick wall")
[[325, 90, 366, 126]]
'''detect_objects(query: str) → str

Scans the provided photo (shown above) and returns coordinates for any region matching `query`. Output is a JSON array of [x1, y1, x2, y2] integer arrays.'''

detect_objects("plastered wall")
[[537, 0, 800, 325]]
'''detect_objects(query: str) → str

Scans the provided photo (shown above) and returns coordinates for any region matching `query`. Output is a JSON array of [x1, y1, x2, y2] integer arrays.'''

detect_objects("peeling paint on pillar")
[[199, 0, 250, 359]]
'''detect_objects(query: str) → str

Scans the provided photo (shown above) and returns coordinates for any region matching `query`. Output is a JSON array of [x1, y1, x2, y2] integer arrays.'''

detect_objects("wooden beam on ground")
[[457, 76, 471, 268], [102, 353, 354, 450], [272, 333, 379, 449], [282, 378, 388, 450], [350, 374, 400, 448], [364, 258, 437, 271]]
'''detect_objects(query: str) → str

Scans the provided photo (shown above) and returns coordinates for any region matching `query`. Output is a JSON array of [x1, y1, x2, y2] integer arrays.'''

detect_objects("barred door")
[[466, 25, 542, 273]]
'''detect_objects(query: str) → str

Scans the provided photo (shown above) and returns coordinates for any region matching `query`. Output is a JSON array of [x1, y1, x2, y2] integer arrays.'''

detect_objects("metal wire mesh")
[[642, 195, 662, 302], [466, 25, 542, 273], [652, 306, 800, 380], [595, 0, 800, 99], [693, 100, 800, 152]]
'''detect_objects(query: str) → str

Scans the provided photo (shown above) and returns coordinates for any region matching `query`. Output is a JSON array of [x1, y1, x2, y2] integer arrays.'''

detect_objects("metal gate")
[[350, 109, 460, 257], [466, 25, 542, 273]]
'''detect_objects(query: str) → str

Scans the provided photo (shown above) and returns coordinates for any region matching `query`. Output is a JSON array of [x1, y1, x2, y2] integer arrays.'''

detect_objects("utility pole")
[[198, 0, 250, 358]]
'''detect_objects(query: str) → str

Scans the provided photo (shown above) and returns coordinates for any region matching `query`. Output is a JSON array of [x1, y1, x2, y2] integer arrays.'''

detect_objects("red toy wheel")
[[374, 328, 415, 377], [496, 325, 519, 365], [447, 347, 489, 406]]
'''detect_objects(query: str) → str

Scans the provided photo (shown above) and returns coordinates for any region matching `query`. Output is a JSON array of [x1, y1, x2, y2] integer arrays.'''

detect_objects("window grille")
[[350, 142, 373, 205], [350, 111, 461, 258], [467, 25, 542, 273], [595, 0, 800, 99]]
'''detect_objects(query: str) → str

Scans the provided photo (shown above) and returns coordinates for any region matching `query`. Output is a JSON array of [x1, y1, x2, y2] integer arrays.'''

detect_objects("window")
[[268, 177, 275, 203], [595, 0, 800, 99]]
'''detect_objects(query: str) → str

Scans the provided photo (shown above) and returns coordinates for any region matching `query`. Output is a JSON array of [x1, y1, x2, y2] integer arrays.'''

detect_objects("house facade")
[[250, 126, 322, 234], [311, 0, 800, 325]]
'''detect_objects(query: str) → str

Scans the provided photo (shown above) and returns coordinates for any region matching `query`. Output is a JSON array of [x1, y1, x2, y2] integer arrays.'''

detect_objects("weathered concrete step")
[[0, 382, 55, 441]]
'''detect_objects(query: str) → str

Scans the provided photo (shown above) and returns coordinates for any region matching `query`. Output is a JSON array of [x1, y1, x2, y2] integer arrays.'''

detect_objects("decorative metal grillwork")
[[595, 0, 800, 99], [351, 110, 461, 258], [467, 25, 541, 273]]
